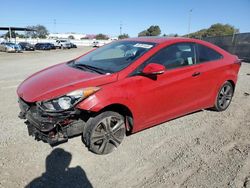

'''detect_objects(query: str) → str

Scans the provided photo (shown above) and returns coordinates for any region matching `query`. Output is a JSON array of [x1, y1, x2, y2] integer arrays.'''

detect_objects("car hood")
[[17, 63, 118, 102]]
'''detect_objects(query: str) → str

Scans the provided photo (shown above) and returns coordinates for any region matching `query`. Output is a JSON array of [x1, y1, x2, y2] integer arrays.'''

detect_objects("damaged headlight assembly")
[[38, 87, 100, 112]]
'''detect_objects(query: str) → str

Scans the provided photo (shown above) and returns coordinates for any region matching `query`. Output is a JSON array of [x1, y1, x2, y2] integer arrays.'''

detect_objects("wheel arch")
[[98, 103, 134, 134], [227, 80, 235, 91], [215, 78, 236, 97], [212, 79, 235, 111], [210, 78, 236, 110]]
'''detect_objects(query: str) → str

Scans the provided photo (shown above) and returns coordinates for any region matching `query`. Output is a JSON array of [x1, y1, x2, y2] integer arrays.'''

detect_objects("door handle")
[[192, 72, 201, 77]]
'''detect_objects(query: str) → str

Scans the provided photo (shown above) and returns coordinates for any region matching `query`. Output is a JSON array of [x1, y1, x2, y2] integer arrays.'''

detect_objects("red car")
[[17, 37, 241, 154]]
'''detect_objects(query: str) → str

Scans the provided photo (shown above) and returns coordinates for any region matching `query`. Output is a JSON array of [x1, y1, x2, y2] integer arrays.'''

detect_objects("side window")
[[197, 44, 222, 63], [144, 43, 196, 70]]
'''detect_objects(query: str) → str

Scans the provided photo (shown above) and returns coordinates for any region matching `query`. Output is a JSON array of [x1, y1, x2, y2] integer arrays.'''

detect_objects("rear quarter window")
[[197, 44, 223, 63]]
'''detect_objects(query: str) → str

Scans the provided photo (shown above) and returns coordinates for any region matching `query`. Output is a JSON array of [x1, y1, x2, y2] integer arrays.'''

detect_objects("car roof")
[[123, 37, 229, 54], [124, 37, 202, 44]]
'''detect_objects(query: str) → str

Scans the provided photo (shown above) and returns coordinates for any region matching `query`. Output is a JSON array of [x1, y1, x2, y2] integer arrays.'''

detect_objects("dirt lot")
[[0, 47, 250, 188]]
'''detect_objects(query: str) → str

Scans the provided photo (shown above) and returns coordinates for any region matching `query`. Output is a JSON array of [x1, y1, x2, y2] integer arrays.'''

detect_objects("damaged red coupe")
[[17, 37, 241, 154]]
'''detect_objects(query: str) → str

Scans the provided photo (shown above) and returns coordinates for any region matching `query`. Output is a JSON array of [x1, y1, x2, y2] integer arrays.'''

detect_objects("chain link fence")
[[202, 32, 250, 61]]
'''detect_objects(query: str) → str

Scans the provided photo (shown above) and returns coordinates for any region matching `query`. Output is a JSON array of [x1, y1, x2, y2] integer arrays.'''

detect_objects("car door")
[[193, 43, 225, 108], [129, 42, 205, 130]]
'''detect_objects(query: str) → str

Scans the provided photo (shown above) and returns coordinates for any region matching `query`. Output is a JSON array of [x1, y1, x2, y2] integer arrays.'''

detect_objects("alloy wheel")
[[218, 84, 233, 110], [90, 116, 125, 154]]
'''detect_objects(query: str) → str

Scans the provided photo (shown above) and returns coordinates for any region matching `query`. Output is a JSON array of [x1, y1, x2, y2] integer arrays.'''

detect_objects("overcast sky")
[[0, 0, 249, 37]]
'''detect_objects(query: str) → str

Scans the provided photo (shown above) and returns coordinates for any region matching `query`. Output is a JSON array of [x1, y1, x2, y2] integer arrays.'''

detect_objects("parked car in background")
[[55, 39, 71, 49], [0, 42, 22, 53], [35, 43, 50, 50], [18, 42, 35, 51], [69, 42, 77, 48], [92, 41, 101, 47], [35, 43, 55, 50], [46, 43, 56, 50], [17, 37, 241, 155]]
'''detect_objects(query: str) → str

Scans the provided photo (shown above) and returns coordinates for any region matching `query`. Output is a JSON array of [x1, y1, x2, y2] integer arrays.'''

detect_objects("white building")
[[48, 33, 87, 40]]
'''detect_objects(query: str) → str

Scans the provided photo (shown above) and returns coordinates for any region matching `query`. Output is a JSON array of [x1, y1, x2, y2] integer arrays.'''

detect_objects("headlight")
[[39, 87, 100, 112]]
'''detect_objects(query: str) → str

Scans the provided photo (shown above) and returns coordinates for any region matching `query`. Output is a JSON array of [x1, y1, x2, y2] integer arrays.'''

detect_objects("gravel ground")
[[0, 47, 250, 188]]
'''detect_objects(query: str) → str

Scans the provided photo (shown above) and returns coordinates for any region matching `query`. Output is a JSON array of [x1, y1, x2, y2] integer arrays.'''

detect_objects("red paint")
[[17, 37, 241, 133], [17, 63, 118, 102]]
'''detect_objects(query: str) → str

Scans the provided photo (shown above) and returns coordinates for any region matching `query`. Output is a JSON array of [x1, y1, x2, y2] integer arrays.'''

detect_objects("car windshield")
[[72, 41, 156, 74]]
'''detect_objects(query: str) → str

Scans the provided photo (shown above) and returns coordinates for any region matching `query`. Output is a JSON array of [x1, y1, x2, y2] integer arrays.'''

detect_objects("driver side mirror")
[[142, 63, 165, 75]]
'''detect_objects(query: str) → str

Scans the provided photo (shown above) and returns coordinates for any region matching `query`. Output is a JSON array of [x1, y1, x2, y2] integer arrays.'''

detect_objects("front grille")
[[19, 98, 77, 133]]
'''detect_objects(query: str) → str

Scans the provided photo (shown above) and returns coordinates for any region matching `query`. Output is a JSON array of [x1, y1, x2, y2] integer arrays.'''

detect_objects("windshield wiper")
[[73, 63, 107, 74]]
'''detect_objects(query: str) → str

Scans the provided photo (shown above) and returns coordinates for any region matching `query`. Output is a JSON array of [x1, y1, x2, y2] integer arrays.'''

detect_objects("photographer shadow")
[[26, 148, 93, 188]]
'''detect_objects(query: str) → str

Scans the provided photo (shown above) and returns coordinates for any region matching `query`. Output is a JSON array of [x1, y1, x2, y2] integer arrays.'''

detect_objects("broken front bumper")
[[18, 98, 86, 145]]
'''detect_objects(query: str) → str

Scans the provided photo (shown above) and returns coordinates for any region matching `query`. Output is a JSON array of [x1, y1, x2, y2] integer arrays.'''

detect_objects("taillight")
[[235, 59, 242, 66], [233, 55, 242, 66]]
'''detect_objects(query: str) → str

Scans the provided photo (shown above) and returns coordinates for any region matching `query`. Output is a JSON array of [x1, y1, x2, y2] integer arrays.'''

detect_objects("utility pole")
[[232, 28, 237, 42], [187, 9, 193, 38], [53, 19, 57, 33], [232, 28, 237, 54], [120, 21, 122, 36], [9, 27, 11, 42]]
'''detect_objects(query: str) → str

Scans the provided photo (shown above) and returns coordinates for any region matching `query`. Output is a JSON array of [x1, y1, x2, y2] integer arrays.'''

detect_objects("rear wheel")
[[213, 81, 234, 111], [84, 111, 126, 155]]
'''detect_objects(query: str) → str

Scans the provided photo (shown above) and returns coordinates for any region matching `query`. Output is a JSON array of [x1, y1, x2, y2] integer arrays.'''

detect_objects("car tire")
[[83, 111, 126, 155], [213, 81, 234, 111]]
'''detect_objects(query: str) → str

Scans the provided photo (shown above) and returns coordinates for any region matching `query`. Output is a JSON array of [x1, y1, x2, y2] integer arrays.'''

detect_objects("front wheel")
[[84, 111, 126, 155], [213, 81, 234, 111]]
